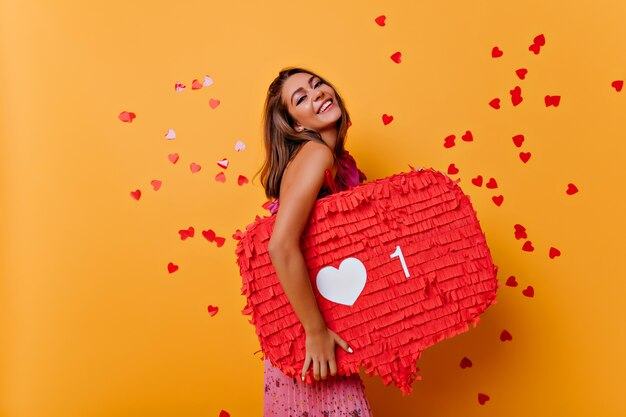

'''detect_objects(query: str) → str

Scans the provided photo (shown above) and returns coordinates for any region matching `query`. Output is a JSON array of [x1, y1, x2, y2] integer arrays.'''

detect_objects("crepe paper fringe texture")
[[235, 168, 499, 395]]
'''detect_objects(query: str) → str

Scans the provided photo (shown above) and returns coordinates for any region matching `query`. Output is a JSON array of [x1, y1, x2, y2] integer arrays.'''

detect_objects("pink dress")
[[263, 149, 373, 417]]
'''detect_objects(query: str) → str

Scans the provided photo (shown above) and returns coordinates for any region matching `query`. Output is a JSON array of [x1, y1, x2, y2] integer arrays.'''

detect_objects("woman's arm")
[[267, 140, 351, 381]]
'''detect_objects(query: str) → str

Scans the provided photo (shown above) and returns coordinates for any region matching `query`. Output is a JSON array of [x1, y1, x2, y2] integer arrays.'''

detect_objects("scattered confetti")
[[207, 305, 219, 316], [611, 80, 623, 92], [512, 134, 525, 147], [235, 140, 246, 152], [382, 114, 394, 125], [522, 285, 534, 297], [390, 51, 402, 63], [516, 68, 528, 79], [130, 189, 141, 200], [549, 247, 561, 259], [489, 98, 501, 109], [492, 195, 503, 206], [179, 227, 195, 240], [566, 183, 578, 195], [460, 357, 473, 368], [165, 129, 176, 139], [478, 393, 490, 405], [447, 163, 459, 175], [191, 79, 203, 90], [443, 134, 456, 148], [519, 152, 531, 163], [522, 241, 534, 251], [118, 111, 136, 123], [500, 329, 512, 341], [190, 162, 202, 173], [204, 75, 214, 87], [150, 180, 162, 191], [232, 229, 244, 240], [209, 98, 220, 109], [529, 33, 545, 55], [514, 224, 527, 240], [238, 175, 249, 186], [505, 276, 518, 287], [374, 15, 386, 26], [485, 178, 498, 189], [461, 131, 473, 142], [217, 158, 229, 169], [545, 95, 560, 107], [471, 175, 483, 187], [167, 262, 179, 273], [174, 82, 186, 92], [168, 153, 179, 164], [510, 86, 523, 106], [491, 46, 503, 58], [215, 172, 226, 182]]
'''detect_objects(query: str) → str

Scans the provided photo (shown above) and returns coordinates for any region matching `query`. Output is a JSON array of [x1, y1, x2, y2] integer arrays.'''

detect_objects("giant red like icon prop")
[[235, 168, 498, 394]]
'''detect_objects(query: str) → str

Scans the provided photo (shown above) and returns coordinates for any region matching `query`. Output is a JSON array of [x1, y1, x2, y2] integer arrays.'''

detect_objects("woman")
[[253, 67, 373, 416]]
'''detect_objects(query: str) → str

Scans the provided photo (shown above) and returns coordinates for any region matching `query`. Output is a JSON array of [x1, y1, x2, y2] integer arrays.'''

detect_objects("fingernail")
[[348, 346, 354, 353], [301, 375, 305, 382]]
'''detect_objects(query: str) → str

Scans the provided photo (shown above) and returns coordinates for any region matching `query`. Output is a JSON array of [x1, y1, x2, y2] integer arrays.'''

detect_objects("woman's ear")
[[294, 121, 304, 132]]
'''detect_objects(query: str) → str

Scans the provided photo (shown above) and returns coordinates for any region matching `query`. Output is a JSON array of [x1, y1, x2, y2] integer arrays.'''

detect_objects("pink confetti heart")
[[566, 183, 578, 195], [514, 224, 527, 240], [492, 195, 503, 206], [491, 46, 503, 58], [118, 111, 136, 123], [519, 152, 531, 163], [217, 158, 229, 169], [174, 82, 186, 91], [485, 178, 498, 189], [611, 80, 623, 92], [461, 130, 473, 142], [549, 247, 561, 259], [179, 227, 195, 240], [209, 98, 220, 109], [478, 393, 490, 405], [489, 98, 501, 109], [544, 95, 561, 107], [167, 262, 179, 273], [207, 305, 219, 316], [203, 75, 214, 87], [237, 175, 249, 185], [151, 180, 162, 191], [471, 175, 483, 187], [522, 241, 534, 251], [522, 285, 534, 297], [374, 15, 386, 26], [390, 51, 402, 63], [191, 79, 203, 90], [382, 114, 394, 125], [516, 68, 528, 79], [168, 153, 179, 164], [215, 172, 226, 183], [512, 134, 525, 147], [505, 276, 518, 287], [130, 189, 141, 200], [443, 134, 456, 148], [202, 229, 216, 242], [460, 357, 473, 369], [190, 162, 201, 173], [500, 329, 512, 341], [447, 163, 459, 175], [235, 140, 246, 151]]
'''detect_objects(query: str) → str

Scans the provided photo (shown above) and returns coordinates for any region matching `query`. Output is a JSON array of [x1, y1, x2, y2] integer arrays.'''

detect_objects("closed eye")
[[296, 80, 324, 105]]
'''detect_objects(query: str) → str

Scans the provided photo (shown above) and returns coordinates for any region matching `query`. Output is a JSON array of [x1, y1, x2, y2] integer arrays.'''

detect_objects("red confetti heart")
[[549, 247, 561, 259], [471, 175, 483, 187], [533, 34, 546, 46], [207, 305, 219, 316], [130, 189, 141, 200], [492, 195, 503, 206], [168, 153, 179, 164], [478, 393, 490, 405], [236, 169, 498, 394], [382, 114, 394, 125], [218, 411, 230, 417], [491, 46, 503, 58], [215, 237, 226, 247], [118, 111, 136, 123], [500, 329, 512, 341], [232, 229, 244, 240], [544, 95, 561, 106], [447, 163, 459, 175], [203, 229, 216, 242], [461, 130, 473, 142], [519, 152, 531, 163], [460, 357, 473, 368], [174, 82, 186, 91], [566, 183, 578, 195], [515, 68, 528, 79], [390, 51, 402, 63], [512, 134, 525, 147], [238, 175, 249, 186], [522, 241, 534, 251], [150, 180, 162, 191], [167, 262, 179, 273], [611, 80, 623, 92], [443, 134, 456, 148], [505, 276, 518, 287], [209, 98, 220, 109], [191, 79, 203, 90], [485, 178, 497, 189], [510, 86, 523, 106], [179, 227, 195, 240], [215, 172, 226, 183], [217, 158, 229, 169], [190, 162, 201, 173], [374, 15, 386, 26], [489, 98, 501, 109], [522, 285, 534, 297], [529, 43, 541, 54], [514, 224, 527, 240]]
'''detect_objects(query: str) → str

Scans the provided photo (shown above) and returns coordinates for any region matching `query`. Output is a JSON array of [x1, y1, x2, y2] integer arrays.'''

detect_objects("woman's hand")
[[301, 326, 353, 382]]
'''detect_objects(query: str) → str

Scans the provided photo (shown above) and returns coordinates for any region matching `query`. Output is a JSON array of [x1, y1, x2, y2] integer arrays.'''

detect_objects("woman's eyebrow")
[[291, 75, 316, 104]]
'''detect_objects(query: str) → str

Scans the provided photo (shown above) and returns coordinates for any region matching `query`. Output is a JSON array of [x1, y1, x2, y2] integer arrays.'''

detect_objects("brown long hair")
[[251, 67, 351, 200]]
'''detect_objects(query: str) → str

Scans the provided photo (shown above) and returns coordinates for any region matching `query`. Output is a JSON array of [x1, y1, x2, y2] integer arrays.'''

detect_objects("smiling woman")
[[251, 67, 373, 416]]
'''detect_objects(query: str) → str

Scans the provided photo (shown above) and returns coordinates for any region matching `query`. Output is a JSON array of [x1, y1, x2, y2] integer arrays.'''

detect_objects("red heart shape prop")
[[235, 169, 498, 394]]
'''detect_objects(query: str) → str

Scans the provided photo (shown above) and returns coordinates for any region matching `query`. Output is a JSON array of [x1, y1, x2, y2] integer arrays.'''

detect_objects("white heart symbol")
[[316, 257, 367, 306]]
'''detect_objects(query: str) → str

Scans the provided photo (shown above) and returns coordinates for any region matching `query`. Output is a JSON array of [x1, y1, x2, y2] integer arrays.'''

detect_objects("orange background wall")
[[1, 1, 625, 416]]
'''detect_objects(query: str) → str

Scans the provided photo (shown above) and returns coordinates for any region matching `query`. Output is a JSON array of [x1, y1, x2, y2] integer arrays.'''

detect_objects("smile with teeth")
[[318, 99, 333, 114]]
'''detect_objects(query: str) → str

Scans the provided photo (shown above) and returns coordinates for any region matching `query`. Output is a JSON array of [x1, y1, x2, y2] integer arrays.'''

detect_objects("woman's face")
[[281, 72, 342, 133]]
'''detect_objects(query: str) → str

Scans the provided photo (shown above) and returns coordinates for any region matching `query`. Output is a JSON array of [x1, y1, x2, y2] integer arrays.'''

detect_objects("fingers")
[[301, 354, 311, 382], [329, 359, 338, 377], [313, 359, 320, 381], [332, 331, 354, 354]]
